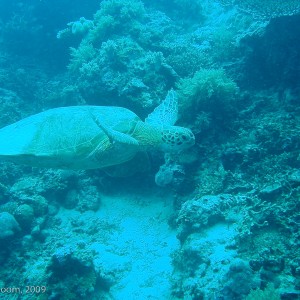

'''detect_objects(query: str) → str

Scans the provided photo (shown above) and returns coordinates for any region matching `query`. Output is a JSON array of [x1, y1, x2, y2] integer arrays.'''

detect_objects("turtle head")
[[159, 126, 195, 152]]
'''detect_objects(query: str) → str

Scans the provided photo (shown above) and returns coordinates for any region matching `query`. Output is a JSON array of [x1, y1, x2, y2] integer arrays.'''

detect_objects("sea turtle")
[[0, 90, 195, 176]]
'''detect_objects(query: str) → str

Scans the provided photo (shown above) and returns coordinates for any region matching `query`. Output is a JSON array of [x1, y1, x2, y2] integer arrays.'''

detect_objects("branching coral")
[[219, 0, 300, 19], [97, 0, 146, 22], [58, 0, 175, 107], [245, 284, 280, 300], [176, 68, 238, 123], [68, 42, 97, 73]]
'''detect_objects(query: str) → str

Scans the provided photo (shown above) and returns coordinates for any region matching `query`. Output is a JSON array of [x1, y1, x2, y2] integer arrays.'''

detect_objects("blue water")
[[0, 0, 299, 299]]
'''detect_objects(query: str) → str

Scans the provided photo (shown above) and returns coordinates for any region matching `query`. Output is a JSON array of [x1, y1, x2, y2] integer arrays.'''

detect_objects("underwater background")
[[0, 0, 300, 299]]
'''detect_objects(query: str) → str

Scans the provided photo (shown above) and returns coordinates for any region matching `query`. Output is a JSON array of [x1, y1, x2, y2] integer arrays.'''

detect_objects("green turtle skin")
[[0, 106, 142, 169], [0, 90, 195, 171]]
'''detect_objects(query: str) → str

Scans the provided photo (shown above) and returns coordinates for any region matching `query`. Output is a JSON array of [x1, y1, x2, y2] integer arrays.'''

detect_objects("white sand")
[[89, 191, 179, 299]]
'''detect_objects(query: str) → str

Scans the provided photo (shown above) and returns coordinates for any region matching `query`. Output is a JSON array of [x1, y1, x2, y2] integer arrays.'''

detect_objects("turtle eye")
[[182, 135, 188, 141]]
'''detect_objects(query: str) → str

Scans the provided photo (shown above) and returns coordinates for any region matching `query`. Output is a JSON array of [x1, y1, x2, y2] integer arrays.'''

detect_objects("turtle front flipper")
[[145, 89, 178, 127], [90, 112, 139, 146]]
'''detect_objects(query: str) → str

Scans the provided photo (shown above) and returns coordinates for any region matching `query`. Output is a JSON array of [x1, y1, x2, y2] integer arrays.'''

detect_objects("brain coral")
[[0, 212, 20, 240]]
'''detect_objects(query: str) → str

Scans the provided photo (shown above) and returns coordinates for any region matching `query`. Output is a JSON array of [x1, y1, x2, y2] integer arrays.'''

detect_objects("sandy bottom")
[[88, 191, 179, 299]]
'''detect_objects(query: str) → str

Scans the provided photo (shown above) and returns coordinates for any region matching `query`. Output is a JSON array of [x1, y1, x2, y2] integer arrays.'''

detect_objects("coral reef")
[[0, 0, 300, 299], [0, 88, 27, 126], [48, 245, 98, 299], [219, 0, 300, 19], [0, 212, 20, 240], [246, 284, 281, 300], [176, 68, 239, 128]]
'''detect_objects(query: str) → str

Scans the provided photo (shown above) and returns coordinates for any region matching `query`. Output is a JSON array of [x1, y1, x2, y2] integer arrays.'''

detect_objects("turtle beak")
[[184, 129, 195, 148]]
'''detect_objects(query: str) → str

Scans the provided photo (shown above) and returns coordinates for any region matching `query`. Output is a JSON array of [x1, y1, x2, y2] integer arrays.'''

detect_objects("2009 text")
[[0, 286, 47, 294]]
